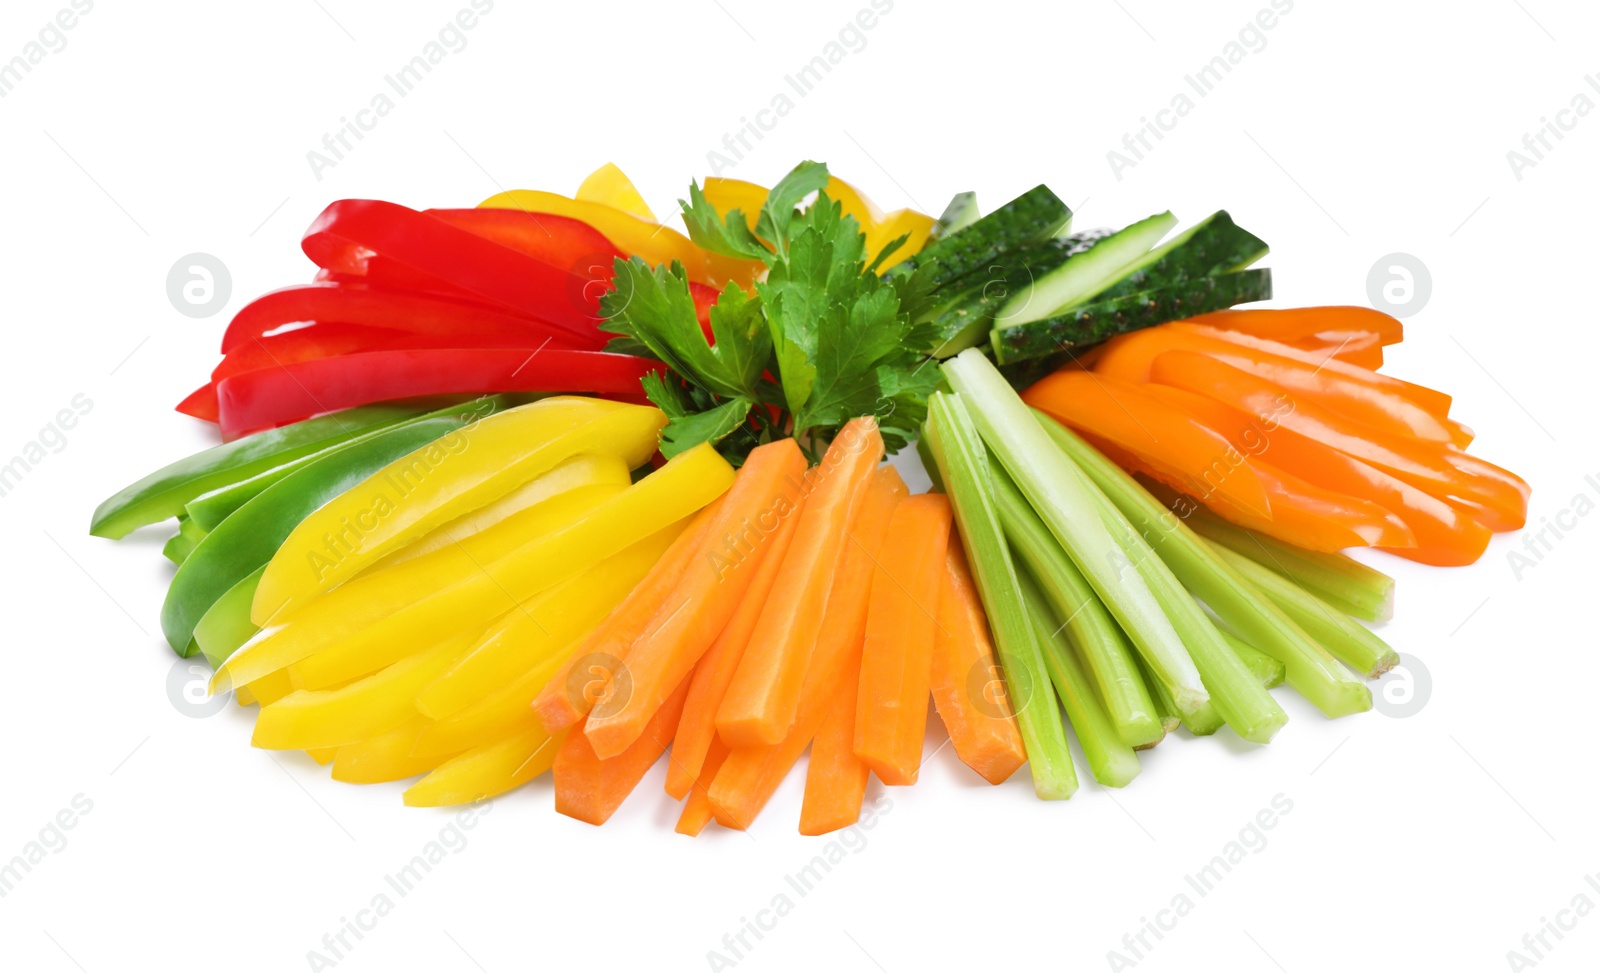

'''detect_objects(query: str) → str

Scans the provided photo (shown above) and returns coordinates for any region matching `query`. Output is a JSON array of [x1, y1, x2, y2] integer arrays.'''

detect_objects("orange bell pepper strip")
[[530, 500, 721, 733], [1190, 306, 1404, 347], [1149, 351, 1528, 531], [553, 674, 692, 826], [1021, 370, 1273, 520], [928, 535, 1027, 785], [664, 491, 804, 800], [581, 439, 810, 759], [1166, 322, 1470, 447], [1284, 330, 1385, 370], [716, 418, 885, 748], [852, 493, 952, 786], [1139, 383, 1493, 566], [1098, 323, 1456, 435], [707, 464, 907, 831], [675, 736, 731, 837], [477, 189, 761, 289]]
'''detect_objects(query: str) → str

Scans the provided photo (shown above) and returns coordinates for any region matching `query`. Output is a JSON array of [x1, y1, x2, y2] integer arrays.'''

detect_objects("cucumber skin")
[[899, 185, 1070, 287], [990, 269, 1273, 364], [1094, 211, 1268, 302], [925, 231, 1114, 357]]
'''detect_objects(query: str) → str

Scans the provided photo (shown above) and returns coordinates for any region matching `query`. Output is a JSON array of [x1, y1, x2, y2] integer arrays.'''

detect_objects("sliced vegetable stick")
[[412, 650, 570, 757], [1168, 322, 1468, 447], [404, 724, 562, 807], [581, 440, 809, 758], [1190, 306, 1404, 347], [928, 535, 1028, 785], [664, 493, 805, 799], [1021, 371, 1273, 520], [1151, 351, 1528, 531], [800, 644, 871, 835], [676, 737, 732, 837], [1138, 384, 1491, 567], [717, 418, 888, 747], [306, 747, 337, 766], [553, 674, 692, 826], [417, 524, 682, 720], [1284, 330, 1385, 370], [530, 501, 718, 732], [853, 493, 952, 785], [708, 467, 908, 829], [332, 716, 454, 784]]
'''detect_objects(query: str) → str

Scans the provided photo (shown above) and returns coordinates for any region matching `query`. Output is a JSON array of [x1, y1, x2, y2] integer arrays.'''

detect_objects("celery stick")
[[924, 393, 1078, 800], [1208, 544, 1399, 678], [1044, 434, 1287, 743], [989, 456, 1164, 748], [1132, 653, 1181, 740], [1020, 568, 1142, 788], [942, 349, 1209, 715], [1223, 631, 1286, 689], [1035, 411, 1373, 719], [1181, 504, 1394, 622]]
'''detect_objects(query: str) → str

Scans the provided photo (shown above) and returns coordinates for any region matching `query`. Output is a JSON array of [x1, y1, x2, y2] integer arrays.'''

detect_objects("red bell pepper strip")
[[221, 283, 592, 354], [300, 200, 607, 340], [214, 348, 662, 440]]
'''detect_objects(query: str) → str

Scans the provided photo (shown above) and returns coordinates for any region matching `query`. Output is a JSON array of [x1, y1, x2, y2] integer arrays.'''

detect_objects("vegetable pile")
[[91, 161, 1528, 833]]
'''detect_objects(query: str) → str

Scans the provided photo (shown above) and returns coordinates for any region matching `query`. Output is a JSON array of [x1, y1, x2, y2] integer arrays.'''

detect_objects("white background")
[[1, 1, 1596, 970]]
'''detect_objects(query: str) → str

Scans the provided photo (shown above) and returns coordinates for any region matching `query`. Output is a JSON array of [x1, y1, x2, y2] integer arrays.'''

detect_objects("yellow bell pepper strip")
[[219, 443, 734, 696], [478, 189, 762, 289], [220, 483, 623, 694], [306, 748, 337, 766], [415, 522, 685, 720], [331, 716, 454, 784], [403, 725, 562, 807], [698, 175, 935, 269], [412, 652, 570, 757], [370, 452, 631, 571], [286, 486, 629, 691], [242, 668, 296, 707], [251, 396, 664, 624], [252, 632, 475, 751], [575, 163, 657, 222]]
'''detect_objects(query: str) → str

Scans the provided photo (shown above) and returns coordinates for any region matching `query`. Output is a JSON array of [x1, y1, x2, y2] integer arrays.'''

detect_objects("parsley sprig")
[[600, 161, 940, 465]]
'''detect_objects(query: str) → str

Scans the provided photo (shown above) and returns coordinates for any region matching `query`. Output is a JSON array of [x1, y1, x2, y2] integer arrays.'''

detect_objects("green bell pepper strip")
[[161, 517, 208, 565], [161, 416, 476, 654], [183, 395, 523, 530], [90, 403, 425, 539], [195, 567, 266, 668]]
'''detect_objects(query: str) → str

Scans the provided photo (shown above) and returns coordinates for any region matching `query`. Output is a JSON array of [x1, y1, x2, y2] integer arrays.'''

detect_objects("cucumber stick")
[[1093, 210, 1268, 302], [901, 185, 1071, 287], [1019, 568, 1142, 788], [989, 457, 1164, 748], [941, 349, 1209, 716], [923, 392, 1078, 800], [994, 211, 1177, 327], [991, 268, 1273, 364], [1034, 411, 1372, 718], [931, 191, 979, 241]]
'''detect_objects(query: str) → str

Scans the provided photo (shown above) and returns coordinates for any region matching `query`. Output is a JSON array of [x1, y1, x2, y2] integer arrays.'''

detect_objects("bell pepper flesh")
[[331, 716, 454, 784], [252, 397, 662, 624], [575, 162, 657, 222], [164, 416, 477, 653], [221, 442, 732, 695], [194, 566, 265, 668], [415, 523, 684, 720], [90, 403, 422, 539], [403, 724, 563, 807]]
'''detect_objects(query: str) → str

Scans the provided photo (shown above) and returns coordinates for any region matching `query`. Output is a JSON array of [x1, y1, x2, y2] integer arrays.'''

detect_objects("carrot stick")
[[581, 439, 809, 759], [928, 534, 1027, 786], [530, 499, 719, 733], [664, 495, 804, 800], [707, 465, 907, 830], [852, 493, 952, 786], [1189, 306, 1404, 347], [675, 736, 731, 837], [716, 418, 891, 747], [799, 652, 870, 836], [552, 673, 692, 826]]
